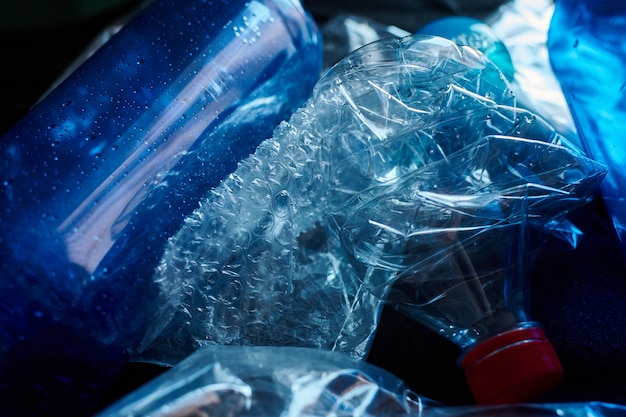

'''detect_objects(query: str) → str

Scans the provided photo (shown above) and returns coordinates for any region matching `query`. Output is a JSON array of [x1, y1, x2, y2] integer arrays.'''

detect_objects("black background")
[[1, 0, 625, 414]]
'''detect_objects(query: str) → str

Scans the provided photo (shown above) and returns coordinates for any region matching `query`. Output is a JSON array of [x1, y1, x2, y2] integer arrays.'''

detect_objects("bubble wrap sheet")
[[136, 35, 606, 366]]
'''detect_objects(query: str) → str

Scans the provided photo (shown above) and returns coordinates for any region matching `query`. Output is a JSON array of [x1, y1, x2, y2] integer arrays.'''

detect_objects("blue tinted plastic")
[[97, 345, 436, 417], [548, 0, 626, 257], [96, 345, 626, 417], [134, 35, 605, 375], [0, 0, 321, 414]]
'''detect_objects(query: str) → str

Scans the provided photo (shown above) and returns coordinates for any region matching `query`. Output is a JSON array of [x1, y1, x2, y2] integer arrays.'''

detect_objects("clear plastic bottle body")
[[0, 0, 321, 414], [548, 0, 626, 254]]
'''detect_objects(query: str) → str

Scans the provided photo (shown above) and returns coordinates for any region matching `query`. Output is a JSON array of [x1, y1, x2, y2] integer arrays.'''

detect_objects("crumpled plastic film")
[[98, 345, 626, 417], [135, 35, 606, 366], [336, 132, 605, 348], [324, 40, 605, 350], [97, 345, 435, 417]]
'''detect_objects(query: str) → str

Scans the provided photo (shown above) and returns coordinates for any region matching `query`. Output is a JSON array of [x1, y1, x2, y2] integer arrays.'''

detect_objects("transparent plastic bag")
[[98, 345, 436, 417], [98, 345, 626, 417]]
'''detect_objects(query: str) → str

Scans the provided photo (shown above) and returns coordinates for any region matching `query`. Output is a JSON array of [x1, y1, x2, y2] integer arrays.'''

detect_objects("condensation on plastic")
[[487, 0, 580, 149], [36, 7, 135, 101], [98, 345, 626, 417], [135, 35, 606, 366]]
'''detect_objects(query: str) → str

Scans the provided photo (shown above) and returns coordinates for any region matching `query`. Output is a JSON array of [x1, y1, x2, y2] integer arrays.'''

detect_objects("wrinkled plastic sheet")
[[135, 35, 605, 366], [319, 0, 578, 149], [98, 345, 626, 417], [98, 346, 433, 416]]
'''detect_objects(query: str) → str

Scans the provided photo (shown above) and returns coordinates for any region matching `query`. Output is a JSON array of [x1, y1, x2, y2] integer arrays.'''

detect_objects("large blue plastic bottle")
[[548, 0, 626, 257], [0, 0, 321, 414]]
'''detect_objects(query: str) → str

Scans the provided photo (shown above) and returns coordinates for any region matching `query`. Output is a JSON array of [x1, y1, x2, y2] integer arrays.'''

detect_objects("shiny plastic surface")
[[321, 37, 605, 350], [137, 35, 606, 369], [98, 345, 626, 417], [548, 0, 626, 258], [416, 7, 585, 251], [340, 116, 605, 349], [323, 11, 584, 253], [0, 0, 321, 414], [97, 345, 435, 417]]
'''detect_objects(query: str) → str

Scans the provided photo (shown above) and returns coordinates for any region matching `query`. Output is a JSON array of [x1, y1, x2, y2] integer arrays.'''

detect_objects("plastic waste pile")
[[136, 33, 605, 405], [1, 0, 623, 415]]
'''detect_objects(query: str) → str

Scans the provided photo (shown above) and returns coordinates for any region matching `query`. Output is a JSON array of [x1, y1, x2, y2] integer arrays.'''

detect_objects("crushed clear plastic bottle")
[[137, 34, 606, 399], [97, 345, 626, 417]]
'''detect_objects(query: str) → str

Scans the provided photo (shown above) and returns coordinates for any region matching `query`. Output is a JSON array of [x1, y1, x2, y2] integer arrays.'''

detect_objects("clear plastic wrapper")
[[98, 345, 626, 417], [135, 34, 606, 369], [97, 345, 436, 417]]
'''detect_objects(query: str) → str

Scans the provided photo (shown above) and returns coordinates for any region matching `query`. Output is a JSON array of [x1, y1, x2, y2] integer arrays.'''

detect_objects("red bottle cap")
[[460, 326, 564, 404]]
